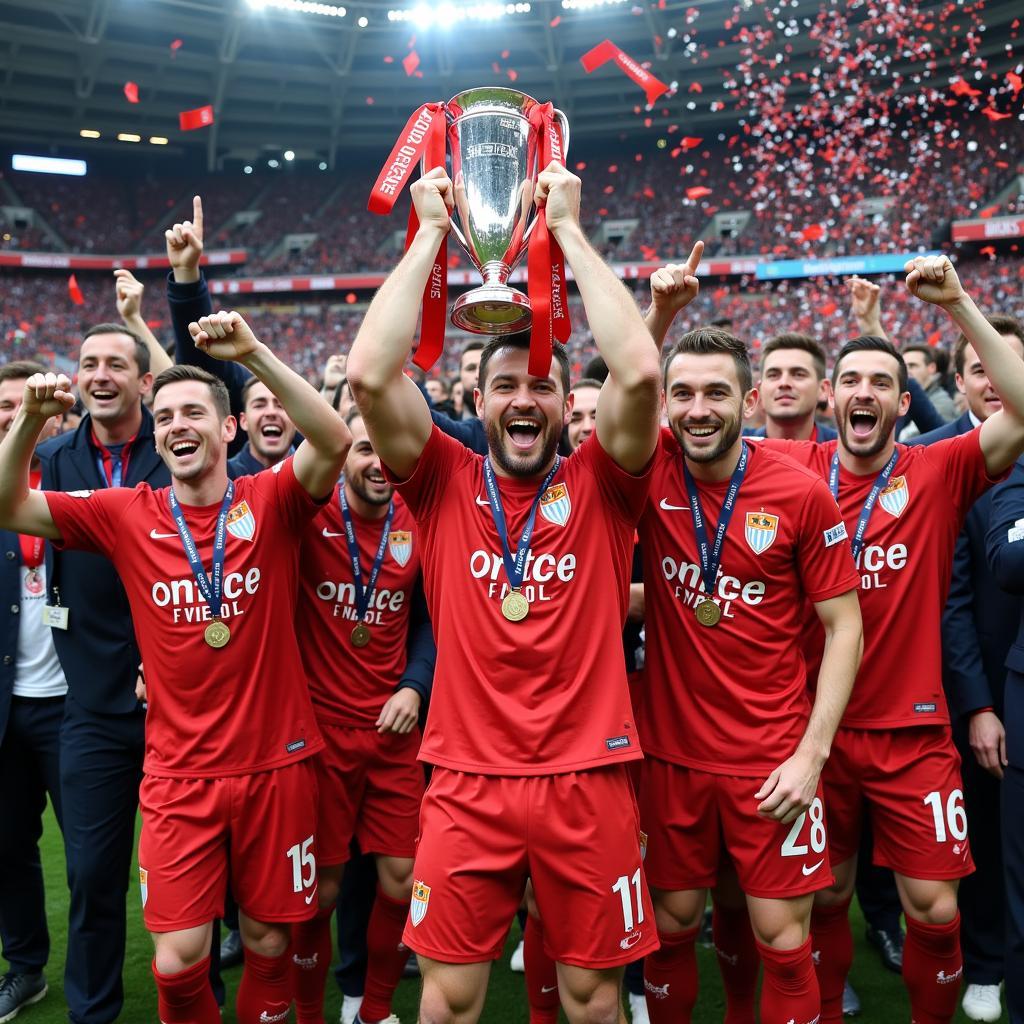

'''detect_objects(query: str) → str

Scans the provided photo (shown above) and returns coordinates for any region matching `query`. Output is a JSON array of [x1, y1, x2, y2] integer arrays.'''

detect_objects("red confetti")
[[549, 15, 561, 27], [402, 50, 420, 76], [680, 136, 704, 150], [688, 82, 703, 93], [979, 245, 997, 256], [383, 55, 394, 63], [169, 38, 183, 54], [123, 81, 139, 104], [345, 292, 358, 304], [178, 105, 214, 131], [685, 186, 712, 199], [507, 69, 518, 82], [950, 79, 982, 97], [501, 49, 510, 59], [817, 301, 838, 316], [580, 39, 668, 106], [926, 330, 943, 346], [68, 274, 84, 306], [981, 107, 1012, 121], [1007, 71, 1023, 96], [801, 224, 825, 241]]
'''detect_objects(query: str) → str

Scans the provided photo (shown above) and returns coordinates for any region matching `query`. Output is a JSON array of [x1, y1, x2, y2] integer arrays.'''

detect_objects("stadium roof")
[[0, 0, 1020, 169]]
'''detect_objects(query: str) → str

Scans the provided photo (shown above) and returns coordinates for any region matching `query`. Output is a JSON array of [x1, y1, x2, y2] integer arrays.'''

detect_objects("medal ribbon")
[[828, 448, 898, 561], [526, 103, 571, 378], [681, 442, 750, 601], [367, 101, 448, 371], [168, 481, 233, 622], [338, 483, 395, 625], [482, 456, 561, 594]]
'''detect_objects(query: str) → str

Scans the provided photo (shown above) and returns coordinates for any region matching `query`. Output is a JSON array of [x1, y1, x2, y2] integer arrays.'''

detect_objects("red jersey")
[[762, 430, 1001, 728], [639, 431, 859, 775], [45, 458, 325, 778], [384, 426, 650, 776], [299, 488, 421, 728]]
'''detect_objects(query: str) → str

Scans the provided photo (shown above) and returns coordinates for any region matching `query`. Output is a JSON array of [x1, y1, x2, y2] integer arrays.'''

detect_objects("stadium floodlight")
[[268, 158, 280, 168], [246, 0, 347, 17], [560, 0, 626, 8], [284, 150, 296, 161], [12, 154, 87, 176], [318, 161, 329, 170], [244, 165, 254, 174], [357, 14, 368, 25], [117, 133, 142, 142], [387, 2, 530, 23], [149, 136, 169, 145], [79, 129, 101, 139]]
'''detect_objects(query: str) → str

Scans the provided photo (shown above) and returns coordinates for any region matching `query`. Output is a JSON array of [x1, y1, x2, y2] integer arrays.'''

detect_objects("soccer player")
[[636, 326, 863, 1024], [0, 310, 351, 1024], [748, 333, 836, 442], [346, 162, 662, 1024], [290, 408, 431, 1024], [757, 256, 1024, 1024], [229, 375, 297, 475]]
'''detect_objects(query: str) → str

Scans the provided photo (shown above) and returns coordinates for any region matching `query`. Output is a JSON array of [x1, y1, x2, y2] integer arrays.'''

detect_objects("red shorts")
[[138, 760, 319, 932], [314, 722, 424, 865], [639, 757, 833, 899], [403, 765, 659, 969], [824, 726, 974, 879]]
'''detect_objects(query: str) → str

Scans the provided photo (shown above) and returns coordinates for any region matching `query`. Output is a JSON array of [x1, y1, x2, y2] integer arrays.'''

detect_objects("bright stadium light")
[[561, 0, 625, 8], [149, 136, 169, 145], [388, 2, 529, 23], [284, 149, 295, 161], [117, 133, 142, 142], [357, 14, 368, 25], [246, 0, 347, 17], [79, 129, 101, 139], [244, 165, 254, 174], [12, 154, 87, 176]]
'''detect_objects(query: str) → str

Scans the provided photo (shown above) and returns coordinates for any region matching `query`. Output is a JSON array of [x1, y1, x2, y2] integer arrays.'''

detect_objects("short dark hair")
[[344, 405, 363, 427], [954, 314, 1024, 375], [833, 335, 908, 393], [761, 333, 827, 380], [663, 326, 753, 394], [459, 340, 485, 365], [570, 377, 603, 392], [151, 365, 231, 420], [901, 343, 937, 369], [582, 355, 609, 384], [240, 374, 269, 408], [0, 360, 48, 386], [477, 331, 571, 396], [81, 323, 151, 376]]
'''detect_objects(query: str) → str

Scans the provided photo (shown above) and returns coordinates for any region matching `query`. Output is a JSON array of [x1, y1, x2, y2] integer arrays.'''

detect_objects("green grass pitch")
[[9, 806, 1006, 1023]]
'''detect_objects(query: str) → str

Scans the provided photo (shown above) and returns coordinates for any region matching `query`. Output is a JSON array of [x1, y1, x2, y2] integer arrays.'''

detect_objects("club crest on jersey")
[[388, 530, 413, 567], [879, 476, 909, 519], [410, 880, 430, 927], [539, 482, 571, 527], [744, 511, 779, 554], [226, 500, 256, 542], [139, 867, 148, 907]]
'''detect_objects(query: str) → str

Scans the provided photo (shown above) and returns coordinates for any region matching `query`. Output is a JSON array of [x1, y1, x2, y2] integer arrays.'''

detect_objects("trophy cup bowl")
[[436, 87, 569, 335]]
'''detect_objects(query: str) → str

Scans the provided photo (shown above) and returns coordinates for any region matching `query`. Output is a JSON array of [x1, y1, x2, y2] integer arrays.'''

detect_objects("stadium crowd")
[[0, 151, 1023, 1024]]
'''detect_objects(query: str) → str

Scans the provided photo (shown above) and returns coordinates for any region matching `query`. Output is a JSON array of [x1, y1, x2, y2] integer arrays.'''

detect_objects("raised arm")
[[905, 255, 1024, 474], [757, 589, 863, 822], [0, 374, 73, 540], [345, 170, 449, 479], [187, 312, 350, 498], [536, 163, 661, 473], [643, 242, 704, 348], [114, 269, 172, 376]]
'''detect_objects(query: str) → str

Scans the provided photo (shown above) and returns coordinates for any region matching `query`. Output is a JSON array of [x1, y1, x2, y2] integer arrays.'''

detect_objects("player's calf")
[[236, 916, 293, 1024], [418, 959, 491, 1024], [556, 964, 625, 1024]]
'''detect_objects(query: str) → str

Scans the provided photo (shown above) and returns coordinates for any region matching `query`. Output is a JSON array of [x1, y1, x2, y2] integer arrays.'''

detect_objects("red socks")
[[236, 946, 293, 1024], [810, 900, 853, 1024], [712, 903, 760, 1024], [643, 926, 699, 1024], [359, 885, 412, 1024], [291, 907, 334, 1024], [903, 914, 962, 1024], [152, 956, 220, 1024], [757, 937, 820, 1024], [524, 913, 560, 1024]]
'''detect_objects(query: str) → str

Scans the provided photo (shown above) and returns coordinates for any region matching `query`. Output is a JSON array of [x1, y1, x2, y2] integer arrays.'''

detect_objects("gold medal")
[[694, 599, 721, 627], [204, 620, 231, 648], [351, 623, 372, 647], [501, 590, 530, 622]]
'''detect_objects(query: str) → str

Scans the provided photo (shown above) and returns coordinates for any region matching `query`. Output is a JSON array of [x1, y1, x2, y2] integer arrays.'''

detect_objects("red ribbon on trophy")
[[526, 103, 571, 378], [368, 102, 448, 370]]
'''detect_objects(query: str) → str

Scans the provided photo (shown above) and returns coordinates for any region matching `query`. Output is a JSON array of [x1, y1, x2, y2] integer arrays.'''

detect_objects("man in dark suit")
[[0, 361, 66, 1023], [987, 458, 1024, 1024], [915, 314, 1024, 1023], [35, 324, 167, 1024]]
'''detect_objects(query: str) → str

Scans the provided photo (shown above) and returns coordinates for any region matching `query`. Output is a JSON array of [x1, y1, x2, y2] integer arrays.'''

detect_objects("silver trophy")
[[437, 87, 570, 335]]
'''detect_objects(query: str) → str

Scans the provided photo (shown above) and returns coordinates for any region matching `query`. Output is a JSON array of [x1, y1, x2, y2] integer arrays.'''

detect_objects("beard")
[[486, 418, 561, 478], [670, 416, 742, 465], [837, 404, 898, 458], [349, 472, 393, 507]]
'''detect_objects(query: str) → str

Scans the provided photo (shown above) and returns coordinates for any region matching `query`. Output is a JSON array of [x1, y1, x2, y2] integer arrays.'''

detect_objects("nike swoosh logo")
[[149, 529, 178, 539], [475, 495, 490, 506], [659, 498, 689, 511], [304, 886, 318, 905], [541, 985, 557, 994], [801, 859, 825, 876], [322, 527, 345, 538]]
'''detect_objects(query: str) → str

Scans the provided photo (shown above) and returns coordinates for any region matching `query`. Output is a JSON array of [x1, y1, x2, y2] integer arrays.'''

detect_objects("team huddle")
[[0, 159, 1022, 1024]]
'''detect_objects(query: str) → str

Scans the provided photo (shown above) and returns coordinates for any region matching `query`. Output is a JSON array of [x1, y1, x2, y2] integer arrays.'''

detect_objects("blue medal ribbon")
[[338, 480, 394, 624], [828, 448, 898, 560], [168, 481, 234, 621], [482, 456, 560, 595], [681, 441, 749, 602]]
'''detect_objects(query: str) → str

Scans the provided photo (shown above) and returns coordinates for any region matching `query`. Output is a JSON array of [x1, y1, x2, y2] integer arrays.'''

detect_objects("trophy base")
[[450, 285, 532, 335]]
